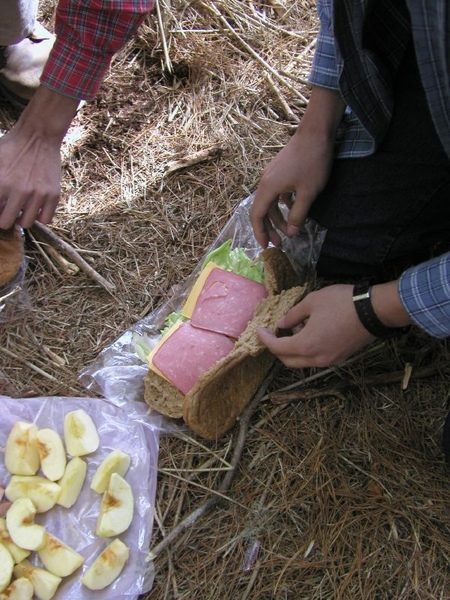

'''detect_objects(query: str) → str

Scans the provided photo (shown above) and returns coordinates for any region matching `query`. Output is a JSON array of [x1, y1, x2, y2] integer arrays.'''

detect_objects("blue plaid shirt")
[[310, 0, 450, 338]]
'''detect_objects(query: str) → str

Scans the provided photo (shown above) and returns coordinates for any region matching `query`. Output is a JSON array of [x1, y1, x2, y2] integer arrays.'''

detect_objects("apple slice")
[[0, 517, 30, 563], [36, 429, 67, 482], [96, 473, 134, 537], [57, 456, 87, 508], [91, 450, 131, 494], [6, 498, 46, 551], [4, 422, 40, 476], [37, 532, 84, 577], [81, 539, 130, 590], [0, 542, 14, 593], [0, 577, 34, 600], [63, 409, 99, 457], [5, 476, 61, 513], [13, 560, 61, 600]]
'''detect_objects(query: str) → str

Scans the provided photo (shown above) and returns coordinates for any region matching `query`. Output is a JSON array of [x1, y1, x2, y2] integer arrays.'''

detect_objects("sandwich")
[[0, 226, 24, 288], [142, 240, 306, 440]]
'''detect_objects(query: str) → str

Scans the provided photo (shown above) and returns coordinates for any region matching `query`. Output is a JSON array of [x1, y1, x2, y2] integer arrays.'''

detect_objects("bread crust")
[[143, 247, 306, 438], [0, 227, 24, 287]]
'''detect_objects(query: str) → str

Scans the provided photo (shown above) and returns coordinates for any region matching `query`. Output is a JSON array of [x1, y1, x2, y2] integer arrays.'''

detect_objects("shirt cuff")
[[399, 253, 450, 338]]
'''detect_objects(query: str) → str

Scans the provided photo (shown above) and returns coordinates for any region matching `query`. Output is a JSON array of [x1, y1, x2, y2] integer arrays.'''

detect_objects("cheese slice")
[[181, 262, 220, 318], [149, 321, 235, 395]]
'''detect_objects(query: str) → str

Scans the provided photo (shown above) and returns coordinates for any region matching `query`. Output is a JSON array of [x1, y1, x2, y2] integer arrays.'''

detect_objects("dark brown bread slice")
[[143, 371, 185, 419]]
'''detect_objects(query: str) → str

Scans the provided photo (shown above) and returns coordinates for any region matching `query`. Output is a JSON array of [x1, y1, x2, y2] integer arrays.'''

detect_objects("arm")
[[249, 0, 345, 248], [0, 87, 78, 229], [249, 85, 345, 248], [0, 0, 154, 229]]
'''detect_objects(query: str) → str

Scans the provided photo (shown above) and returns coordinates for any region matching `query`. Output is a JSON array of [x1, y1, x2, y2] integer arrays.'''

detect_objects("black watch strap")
[[352, 281, 410, 339]]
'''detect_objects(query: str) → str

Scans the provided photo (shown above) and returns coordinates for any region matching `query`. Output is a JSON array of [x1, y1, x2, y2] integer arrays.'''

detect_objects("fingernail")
[[287, 225, 300, 237]]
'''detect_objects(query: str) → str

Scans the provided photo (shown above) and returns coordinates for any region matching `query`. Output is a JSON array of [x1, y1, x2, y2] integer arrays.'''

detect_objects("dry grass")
[[1, 1, 450, 598]]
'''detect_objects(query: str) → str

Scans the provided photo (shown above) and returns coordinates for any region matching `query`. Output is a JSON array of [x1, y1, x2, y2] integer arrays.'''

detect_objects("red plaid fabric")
[[41, 0, 154, 100]]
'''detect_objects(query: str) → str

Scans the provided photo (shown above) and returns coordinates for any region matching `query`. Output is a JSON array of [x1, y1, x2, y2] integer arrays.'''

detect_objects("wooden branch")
[[147, 363, 281, 562], [30, 222, 116, 294], [264, 73, 299, 122], [164, 145, 224, 175]]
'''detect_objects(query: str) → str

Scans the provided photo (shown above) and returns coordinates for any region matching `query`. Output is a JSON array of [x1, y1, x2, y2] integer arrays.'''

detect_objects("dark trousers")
[[310, 41, 450, 282]]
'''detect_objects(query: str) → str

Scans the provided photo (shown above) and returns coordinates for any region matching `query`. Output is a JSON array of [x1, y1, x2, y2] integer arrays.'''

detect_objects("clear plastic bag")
[[1, 395, 161, 600], [80, 194, 326, 405]]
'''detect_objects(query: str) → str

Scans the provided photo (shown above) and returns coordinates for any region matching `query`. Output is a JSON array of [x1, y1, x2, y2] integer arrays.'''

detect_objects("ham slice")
[[152, 321, 235, 395], [190, 268, 268, 339]]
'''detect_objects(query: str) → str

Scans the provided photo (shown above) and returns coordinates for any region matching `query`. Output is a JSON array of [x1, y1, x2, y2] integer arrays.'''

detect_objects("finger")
[[16, 196, 45, 229], [277, 299, 310, 330], [286, 193, 314, 237], [37, 195, 59, 225], [267, 203, 289, 236], [249, 190, 281, 248], [263, 215, 282, 247], [0, 196, 23, 229], [257, 327, 300, 359]]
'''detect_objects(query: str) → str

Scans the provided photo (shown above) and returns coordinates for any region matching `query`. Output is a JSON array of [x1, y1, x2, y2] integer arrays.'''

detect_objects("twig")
[[147, 363, 280, 562], [264, 73, 299, 122], [164, 145, 225, 175], [28, 229, 79, 276], [29, 222, 116, 294], [155, 0, 173, 73], [200, 0, 308, 105], [268, 363, 448, 405]]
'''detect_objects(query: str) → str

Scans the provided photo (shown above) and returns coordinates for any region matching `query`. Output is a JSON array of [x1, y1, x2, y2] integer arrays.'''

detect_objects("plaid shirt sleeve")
[[399, 252, 450, 338], [308, 0, 340, 91], [40, 0, 154, 101]]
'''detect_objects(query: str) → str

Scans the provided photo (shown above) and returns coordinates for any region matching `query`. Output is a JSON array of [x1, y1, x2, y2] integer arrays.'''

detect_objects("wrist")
[[15, 86, 79, 141], [296, 85, 346, 142], [353, 281, 411, 339]]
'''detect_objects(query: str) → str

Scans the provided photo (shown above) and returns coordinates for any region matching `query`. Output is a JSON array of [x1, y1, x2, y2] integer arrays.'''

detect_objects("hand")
[[257, 284, 376, 368], [0, 86, 79, 229], [249, 86, 346, 248]]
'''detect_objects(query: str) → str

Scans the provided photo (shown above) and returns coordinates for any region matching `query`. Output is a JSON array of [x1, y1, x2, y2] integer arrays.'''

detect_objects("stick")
[[30, 222, 116, 294], [164, 145, 224, 175], [268, 363, 448, 404], [147, 363, 280, 562], [264, 73, 299, 122]]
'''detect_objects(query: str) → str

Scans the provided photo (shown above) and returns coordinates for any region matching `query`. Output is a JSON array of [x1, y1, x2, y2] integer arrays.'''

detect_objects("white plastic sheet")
[[0, 395, 161, 600]]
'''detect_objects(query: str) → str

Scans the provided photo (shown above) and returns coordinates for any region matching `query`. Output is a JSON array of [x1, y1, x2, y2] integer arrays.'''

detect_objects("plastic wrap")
[[0, 395, 161, 600], [80, 194, 326, 405]]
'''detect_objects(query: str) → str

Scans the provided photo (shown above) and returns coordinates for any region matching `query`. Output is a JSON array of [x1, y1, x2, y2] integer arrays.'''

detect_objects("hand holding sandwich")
[[257, 282, 412, 368]]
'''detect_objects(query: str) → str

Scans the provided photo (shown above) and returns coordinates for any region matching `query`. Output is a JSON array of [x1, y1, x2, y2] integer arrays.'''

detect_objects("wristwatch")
[[352, 281, 410, 339]]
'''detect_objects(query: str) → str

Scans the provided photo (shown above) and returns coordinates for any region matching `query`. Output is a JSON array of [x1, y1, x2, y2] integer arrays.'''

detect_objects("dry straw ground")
[[1, 1, 450, 598]]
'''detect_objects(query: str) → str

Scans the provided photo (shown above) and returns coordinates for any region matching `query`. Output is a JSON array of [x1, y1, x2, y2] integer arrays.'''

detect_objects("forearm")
[[296, 85, 346, 143], [15, 86, 79, 141]]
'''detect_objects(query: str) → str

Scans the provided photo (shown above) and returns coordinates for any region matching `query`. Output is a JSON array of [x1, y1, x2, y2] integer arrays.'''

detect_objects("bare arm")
[[249, 85, 346, 248], [0, 86, 79, 229]]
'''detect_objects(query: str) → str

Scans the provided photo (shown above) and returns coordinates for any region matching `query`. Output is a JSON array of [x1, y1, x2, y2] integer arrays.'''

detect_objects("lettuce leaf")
[[160, 311, 188, 336], [202, 239, 264, 283]]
